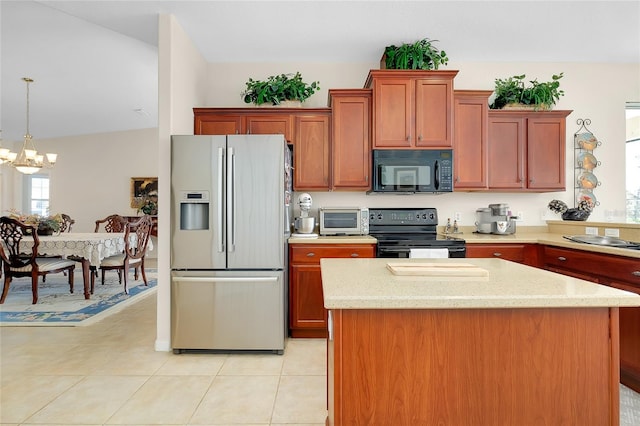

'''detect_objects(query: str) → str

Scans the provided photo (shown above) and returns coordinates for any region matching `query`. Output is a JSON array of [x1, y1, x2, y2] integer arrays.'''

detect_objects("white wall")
[[206, 61, 640, 225], [156, 14, 208, 351], [0, 128, 158, 230]]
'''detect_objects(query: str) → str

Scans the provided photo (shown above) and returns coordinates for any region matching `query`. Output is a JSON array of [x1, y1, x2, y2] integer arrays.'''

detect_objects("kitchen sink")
[[563, 235, 640, 250]]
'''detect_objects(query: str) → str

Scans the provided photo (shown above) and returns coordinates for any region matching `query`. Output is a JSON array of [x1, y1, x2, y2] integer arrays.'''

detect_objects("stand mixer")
[[292, 193, 318, 237]]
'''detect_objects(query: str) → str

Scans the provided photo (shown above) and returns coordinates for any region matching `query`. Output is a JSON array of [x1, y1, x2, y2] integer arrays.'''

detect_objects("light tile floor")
[[1, 291, 639, 425]]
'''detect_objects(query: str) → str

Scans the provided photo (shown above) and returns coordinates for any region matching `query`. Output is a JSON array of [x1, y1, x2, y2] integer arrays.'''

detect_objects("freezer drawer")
[[171, 270, 285, 353]]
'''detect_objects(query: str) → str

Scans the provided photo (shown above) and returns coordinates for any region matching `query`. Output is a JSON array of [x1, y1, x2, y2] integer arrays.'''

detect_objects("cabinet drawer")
[[466, 244, 526, 262], [544, 246, 640, 287], [289, 245, 375, 264]]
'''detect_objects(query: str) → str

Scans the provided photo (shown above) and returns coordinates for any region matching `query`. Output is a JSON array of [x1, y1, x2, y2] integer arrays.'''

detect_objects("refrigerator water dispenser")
[[179, 191, 210, 230]]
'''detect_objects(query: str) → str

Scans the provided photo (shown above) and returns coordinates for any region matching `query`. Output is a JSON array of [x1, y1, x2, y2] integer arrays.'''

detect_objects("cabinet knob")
[[306, 252, 316, 257], [406, 135, 411, 141], [557, 256, 567, 261], [632, 271, 640, 277], [493, 252, 502, 257], [350, 253, 359, 257], [418, 134, 423, 141]]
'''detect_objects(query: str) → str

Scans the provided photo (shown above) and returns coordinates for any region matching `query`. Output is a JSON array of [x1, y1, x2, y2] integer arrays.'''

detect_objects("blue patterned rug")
[[0, 269, 157, 326]]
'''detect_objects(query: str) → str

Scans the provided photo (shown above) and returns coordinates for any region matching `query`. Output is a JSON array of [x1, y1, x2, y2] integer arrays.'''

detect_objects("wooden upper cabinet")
[[195, 114, 242, 135], [415, 78, 453, 147], [293, 114, 331, 190], [453, 90, 492, 190], [487, 110, 571, 191], [371, 78, 412, 148], [526, 116, 567, 189], [245, 114, 292, 141], [365, 70, 458, 149], [487, 113, 527, 189], [193, 107, 326, 144], [329, 89, 372, 190]]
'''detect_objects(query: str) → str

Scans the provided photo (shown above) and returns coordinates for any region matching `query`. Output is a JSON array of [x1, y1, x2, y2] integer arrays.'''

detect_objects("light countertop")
[[289, 229, 640, 258], [321, 257, 640, 310], [288, 235, 377, 245]]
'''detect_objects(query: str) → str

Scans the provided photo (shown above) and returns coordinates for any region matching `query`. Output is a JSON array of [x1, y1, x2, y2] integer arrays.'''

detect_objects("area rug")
[[0, 268, 157, 326]]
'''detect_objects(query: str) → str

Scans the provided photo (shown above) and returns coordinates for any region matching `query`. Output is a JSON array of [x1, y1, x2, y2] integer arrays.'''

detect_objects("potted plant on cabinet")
[[490, 73, 565, 110], [381, 37, 449, 70], [241, 72, 320, 106]]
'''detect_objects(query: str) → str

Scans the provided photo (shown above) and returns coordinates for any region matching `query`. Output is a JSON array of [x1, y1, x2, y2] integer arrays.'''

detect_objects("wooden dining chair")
[[94, 214, 127, 233], [0, 216, 76, 304], [60, 214, 75, 233], [91, 215, 153, 294], [39, 213, 75, 283]]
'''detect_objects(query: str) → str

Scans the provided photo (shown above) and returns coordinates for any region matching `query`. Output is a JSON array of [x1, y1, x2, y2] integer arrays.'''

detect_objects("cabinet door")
[[373, 79, 412, 148], [527, 116, 566, 190], [415, 78, 453, 148], [246, 114, 292, 142], [331, 91, 371, 190], [195, 115, 242, 135], [453, 91, 491, 189], [294, 115, 331, 190], [488, 114, 526, 189], [607, 279, 640, 391], [289, 263, 327, 333]]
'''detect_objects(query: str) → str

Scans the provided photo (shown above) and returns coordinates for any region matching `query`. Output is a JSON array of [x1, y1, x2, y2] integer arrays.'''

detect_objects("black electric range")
[[369, 208, 466, 258]]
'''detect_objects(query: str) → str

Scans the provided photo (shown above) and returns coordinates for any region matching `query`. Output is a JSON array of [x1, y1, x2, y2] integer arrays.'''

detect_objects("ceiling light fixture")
[[0, 77, 57, 174]]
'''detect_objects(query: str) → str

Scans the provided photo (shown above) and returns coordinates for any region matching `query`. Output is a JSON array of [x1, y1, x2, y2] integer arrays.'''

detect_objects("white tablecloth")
[[19, 232, 153, 267]]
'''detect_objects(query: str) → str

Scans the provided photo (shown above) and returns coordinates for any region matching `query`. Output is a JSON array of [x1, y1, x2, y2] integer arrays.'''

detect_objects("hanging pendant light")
[[0, 77, 57, 174]]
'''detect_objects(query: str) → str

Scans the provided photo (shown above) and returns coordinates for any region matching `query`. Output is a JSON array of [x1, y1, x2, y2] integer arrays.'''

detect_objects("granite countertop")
[[321, 257, 640, 310]]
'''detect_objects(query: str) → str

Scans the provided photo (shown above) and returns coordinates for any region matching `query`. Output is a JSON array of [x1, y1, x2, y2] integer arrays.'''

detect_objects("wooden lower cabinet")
[[542, 245, 640, 392], [288, 244, 375, 338], [328, 307, 620, 425], [466, 243, 540, 267]]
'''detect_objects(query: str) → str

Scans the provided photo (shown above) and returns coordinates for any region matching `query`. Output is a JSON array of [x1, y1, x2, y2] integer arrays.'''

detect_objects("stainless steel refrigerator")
[[170, 134, 292, 354]]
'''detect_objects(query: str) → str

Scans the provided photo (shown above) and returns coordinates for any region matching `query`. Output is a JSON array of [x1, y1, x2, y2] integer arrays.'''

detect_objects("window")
[[27, 175, 50, 215], [627, 102, 640, 223]]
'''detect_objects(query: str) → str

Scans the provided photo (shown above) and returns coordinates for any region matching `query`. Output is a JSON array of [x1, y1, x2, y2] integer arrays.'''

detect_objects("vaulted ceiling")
[[1, 0, 639, 143]]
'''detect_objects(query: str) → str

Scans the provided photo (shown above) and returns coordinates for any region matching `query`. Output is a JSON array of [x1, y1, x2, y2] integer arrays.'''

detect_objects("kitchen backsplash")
[[296, 191, 630, 228]]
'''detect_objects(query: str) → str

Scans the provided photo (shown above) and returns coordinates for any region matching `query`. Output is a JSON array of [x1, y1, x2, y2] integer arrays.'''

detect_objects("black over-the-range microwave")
[[371, 149, 454, 194]]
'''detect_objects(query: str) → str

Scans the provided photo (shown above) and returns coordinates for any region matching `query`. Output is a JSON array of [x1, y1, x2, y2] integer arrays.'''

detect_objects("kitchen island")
[[321, 258, 640, 426]]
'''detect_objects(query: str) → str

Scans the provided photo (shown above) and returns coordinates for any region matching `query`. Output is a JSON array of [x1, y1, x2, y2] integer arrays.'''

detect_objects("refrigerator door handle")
[[227, 146, 236, 252], [217, 147, 225, 253], [172, 276, 278, 283]]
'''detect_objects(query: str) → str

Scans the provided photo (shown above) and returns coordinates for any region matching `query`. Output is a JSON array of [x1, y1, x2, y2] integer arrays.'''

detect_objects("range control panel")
[[369, 208, 438, 226]]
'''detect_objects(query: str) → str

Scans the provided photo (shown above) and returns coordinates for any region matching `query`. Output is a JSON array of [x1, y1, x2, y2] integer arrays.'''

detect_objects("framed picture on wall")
[[130, 177, 158, 214]]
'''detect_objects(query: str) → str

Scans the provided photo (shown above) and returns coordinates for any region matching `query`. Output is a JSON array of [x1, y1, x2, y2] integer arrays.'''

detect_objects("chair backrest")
[[60, 214, 75, 233], [123, 215, 153, 260], [0, 216, 38, 269], [94, 214, 127, 233]]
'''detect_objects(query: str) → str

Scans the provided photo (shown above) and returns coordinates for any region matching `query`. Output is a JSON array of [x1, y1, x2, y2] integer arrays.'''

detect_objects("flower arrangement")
[[6, 209, 64, 234]]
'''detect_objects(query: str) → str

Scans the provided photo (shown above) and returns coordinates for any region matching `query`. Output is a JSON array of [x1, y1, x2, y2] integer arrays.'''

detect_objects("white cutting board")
[[386, 262, 489, 277]]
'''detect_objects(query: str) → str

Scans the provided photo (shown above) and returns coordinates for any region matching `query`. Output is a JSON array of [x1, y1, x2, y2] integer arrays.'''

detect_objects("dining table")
[[18, 232, 150, 300]]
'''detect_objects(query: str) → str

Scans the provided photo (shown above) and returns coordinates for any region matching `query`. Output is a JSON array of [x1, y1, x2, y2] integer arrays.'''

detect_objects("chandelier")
[[0, 77, 57, 174]]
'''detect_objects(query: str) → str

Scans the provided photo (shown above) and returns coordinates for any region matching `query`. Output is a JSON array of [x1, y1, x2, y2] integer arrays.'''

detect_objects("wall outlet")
[[604, 228, 620, 237], [514, 211, 524, 222], [454, 212, 461, 222], [585, 227, 599, 235]]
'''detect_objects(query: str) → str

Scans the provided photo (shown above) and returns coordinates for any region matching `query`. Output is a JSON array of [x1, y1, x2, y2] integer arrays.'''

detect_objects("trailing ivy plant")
[[241, 72, 320, 106], [383, 38, 449, 70], [490, 73, 565, 110]]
